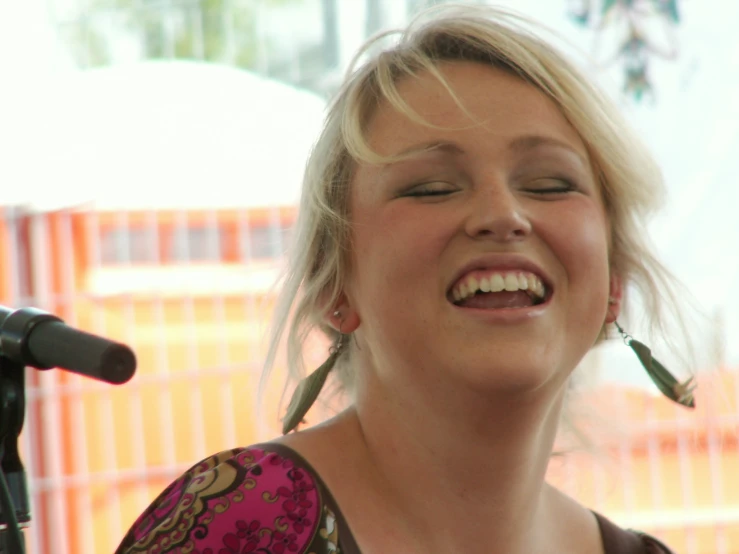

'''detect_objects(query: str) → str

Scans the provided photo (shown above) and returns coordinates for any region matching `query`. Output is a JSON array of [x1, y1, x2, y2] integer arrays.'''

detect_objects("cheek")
[[349, 206, 453, 317], [357, 206, 451, 273], [541, 203, 611, 288]]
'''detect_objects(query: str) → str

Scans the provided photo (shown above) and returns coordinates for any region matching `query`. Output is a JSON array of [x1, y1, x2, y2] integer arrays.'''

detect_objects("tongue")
[[457, 291, 534, 309]]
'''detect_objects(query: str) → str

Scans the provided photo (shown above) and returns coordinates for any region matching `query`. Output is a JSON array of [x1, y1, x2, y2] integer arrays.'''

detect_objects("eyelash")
[[403, 179, 578, 197], [404, 189, 454, 197], [528, 182, 577, 194]]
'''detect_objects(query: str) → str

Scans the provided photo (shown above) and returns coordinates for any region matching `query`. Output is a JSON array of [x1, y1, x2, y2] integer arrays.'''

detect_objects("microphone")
[[0, 306, 136, 384]]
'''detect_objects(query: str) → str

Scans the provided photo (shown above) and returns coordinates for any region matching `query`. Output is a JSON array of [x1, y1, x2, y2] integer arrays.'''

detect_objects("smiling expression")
[[343, 61, 615, 394]]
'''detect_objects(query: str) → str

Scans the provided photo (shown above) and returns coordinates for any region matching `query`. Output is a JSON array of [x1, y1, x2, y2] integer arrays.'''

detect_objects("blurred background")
[[0, 0, 737, 552]]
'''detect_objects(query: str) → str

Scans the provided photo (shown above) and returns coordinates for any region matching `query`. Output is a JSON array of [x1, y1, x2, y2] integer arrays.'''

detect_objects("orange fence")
[[548, 371, 739, 550]]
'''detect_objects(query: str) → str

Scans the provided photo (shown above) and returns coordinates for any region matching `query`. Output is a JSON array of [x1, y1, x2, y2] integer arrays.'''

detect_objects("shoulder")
[[116, 444, 340, 554]]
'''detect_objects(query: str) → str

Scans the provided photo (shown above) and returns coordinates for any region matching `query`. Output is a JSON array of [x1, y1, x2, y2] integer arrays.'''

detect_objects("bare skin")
[[276, 61, 623, 554], [278, 408, 606, 554]]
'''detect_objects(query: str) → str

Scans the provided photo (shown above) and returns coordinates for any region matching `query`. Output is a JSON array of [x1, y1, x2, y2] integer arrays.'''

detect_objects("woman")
[[117, 5, 696, 553]]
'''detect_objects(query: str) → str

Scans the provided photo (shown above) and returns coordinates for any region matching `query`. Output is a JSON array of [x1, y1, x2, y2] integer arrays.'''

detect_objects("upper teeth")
[[451, 271, 546, 303]]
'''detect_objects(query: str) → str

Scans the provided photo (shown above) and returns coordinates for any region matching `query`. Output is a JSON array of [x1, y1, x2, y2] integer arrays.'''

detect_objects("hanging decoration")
[[567, 0, 681, 102]]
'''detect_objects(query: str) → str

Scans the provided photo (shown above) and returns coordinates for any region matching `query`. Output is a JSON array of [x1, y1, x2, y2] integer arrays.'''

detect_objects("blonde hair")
[[260, 4, 697, 427]]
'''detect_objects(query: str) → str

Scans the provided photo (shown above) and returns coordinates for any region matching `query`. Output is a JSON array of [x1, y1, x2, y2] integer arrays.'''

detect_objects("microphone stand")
[[0, 306, 137, 554], [0, 356, 28, 554]]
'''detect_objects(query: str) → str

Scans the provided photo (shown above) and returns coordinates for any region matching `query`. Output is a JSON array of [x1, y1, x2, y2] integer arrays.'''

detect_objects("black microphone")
[[0, 306, 136, 384]]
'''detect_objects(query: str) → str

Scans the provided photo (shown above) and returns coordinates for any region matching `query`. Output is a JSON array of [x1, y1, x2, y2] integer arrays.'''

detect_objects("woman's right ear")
[[329, 296, 361, 334]]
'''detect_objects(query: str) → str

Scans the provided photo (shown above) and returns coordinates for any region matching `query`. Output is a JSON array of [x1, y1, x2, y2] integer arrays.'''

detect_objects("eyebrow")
[[391, 134, 588, 164]]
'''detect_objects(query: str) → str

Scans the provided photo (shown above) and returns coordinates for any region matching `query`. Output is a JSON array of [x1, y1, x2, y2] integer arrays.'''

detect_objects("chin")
[[457, 350, 572, 396]]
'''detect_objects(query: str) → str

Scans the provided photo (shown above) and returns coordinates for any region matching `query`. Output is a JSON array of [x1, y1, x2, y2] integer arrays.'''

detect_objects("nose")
[[464, 187, 532, 242]]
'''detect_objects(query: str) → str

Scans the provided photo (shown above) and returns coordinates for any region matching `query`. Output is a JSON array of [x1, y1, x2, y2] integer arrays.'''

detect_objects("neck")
[[350, 362, 568, 554]]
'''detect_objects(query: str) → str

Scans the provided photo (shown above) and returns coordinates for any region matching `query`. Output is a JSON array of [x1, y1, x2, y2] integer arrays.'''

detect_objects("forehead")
[[363, 61, 589, 161]]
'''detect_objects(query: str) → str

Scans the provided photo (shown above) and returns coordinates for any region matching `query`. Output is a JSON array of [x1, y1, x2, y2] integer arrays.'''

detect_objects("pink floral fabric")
[[115, 445, 355, 554]]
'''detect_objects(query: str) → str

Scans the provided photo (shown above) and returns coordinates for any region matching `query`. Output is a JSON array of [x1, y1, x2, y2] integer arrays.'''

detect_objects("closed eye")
[[529, 187, 574, 194], [404, 190, 455, 197], [525, 179, 577, 195], [402, 182, 458, 197]]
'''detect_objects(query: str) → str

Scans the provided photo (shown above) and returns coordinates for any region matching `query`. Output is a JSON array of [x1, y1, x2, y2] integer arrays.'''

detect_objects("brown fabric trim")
[[594, 512, 647, 553], [593, 512, 674, 554], [256, 443, 362, 554], [638, 533, 676, 554]]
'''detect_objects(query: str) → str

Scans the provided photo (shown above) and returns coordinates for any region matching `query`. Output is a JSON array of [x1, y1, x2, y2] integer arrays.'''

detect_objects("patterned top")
[[116, 443, 673, 554]]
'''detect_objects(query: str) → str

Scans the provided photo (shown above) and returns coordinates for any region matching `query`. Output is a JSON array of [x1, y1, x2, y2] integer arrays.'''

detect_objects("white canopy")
[[0, 60, 326, 211]]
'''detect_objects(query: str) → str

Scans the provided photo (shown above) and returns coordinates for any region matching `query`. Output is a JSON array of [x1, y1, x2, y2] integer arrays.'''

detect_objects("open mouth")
[[448, 271, 550, 309]]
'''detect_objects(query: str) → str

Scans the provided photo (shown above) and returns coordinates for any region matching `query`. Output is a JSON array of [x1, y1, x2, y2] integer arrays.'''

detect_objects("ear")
[[605, 272, 623, 324], [328, 294, 361, 334]]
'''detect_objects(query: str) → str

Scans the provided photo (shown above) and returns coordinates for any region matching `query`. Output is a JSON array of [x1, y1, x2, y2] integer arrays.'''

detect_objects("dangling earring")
[[282, 310, 346, 434], [609, 298, 696, 408]]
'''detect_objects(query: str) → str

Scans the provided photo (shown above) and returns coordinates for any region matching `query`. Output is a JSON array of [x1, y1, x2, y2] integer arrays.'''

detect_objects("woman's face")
[[344, 61, 615, 395]]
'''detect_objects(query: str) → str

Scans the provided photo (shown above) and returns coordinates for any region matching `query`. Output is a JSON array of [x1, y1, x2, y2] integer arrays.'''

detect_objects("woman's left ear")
[[605, 273, 623, 324]]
